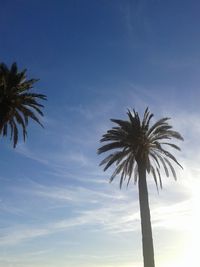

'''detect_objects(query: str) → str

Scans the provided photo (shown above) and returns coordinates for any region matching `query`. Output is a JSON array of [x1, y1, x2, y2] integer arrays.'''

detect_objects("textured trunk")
[[138, 161, 155, 267]]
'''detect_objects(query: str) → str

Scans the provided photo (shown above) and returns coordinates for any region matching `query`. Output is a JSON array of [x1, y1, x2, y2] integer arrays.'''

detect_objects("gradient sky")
[[0, 0, 200, 267]]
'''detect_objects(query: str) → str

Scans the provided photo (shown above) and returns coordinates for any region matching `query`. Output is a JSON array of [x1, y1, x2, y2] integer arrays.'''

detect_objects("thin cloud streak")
[[0, 193, 192, 246]]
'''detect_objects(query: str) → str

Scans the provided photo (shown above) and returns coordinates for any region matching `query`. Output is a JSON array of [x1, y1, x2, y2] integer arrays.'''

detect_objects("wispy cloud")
[[0, 185, 192, 246], [15, 143, 49, 165], [0, 204, 189, 246]]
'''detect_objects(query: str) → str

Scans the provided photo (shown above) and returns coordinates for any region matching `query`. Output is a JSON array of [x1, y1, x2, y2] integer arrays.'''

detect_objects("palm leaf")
[[98, 107, 183, 190], [0, 62, 46, 147]]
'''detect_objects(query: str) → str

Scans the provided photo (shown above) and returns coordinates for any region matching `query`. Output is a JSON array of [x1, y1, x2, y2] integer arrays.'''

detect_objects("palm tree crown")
[[0, 62, 46, 147], [98, 108, 183, 189]]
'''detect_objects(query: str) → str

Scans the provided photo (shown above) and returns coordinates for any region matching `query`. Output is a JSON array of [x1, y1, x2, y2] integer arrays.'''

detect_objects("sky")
[[0, 0, 200, 266]]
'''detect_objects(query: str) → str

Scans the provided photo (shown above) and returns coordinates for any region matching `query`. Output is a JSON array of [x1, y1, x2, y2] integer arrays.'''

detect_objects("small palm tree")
[[0, 62, 46, 147], [98, 108, 183, 267]]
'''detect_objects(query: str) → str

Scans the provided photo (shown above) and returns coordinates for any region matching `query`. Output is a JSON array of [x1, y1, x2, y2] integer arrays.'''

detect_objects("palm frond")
[[0, 62, 46, 147], [164, 157, 177, 180], [153, 150, 169, 177], [98, 107, 183, 189], [156, 167, 162, 189], [147, 118, 170, 137], [150, 165, 159, 192], [157, 147, 183, 169], [160, 142, 181, 151], [98, 142, 125, 154]]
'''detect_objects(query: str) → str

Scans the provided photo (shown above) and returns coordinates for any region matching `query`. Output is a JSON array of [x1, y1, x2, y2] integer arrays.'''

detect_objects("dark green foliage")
[[0, 62, 46, 147], [98, 108, 183, 190]]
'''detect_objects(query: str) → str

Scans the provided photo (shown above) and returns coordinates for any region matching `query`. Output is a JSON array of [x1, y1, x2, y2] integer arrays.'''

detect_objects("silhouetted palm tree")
[[0, 62, 46, 147], [98, 108, 183, 267]]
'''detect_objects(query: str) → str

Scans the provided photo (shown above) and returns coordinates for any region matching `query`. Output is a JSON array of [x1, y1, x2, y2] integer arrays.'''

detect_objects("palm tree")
[[98, 108, 183, 267], [0, 62, 46, 147]]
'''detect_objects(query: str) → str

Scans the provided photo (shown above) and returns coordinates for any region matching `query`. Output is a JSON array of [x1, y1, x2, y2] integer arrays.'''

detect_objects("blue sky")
[[0, 0, 200, 266]]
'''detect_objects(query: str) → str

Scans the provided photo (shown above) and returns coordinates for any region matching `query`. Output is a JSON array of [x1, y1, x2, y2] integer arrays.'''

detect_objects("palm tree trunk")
[[138, 161, 155, 267]]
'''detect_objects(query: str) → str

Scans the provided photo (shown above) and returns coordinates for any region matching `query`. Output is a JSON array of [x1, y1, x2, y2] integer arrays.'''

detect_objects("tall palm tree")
[[0, 62, 46, 147], [98, 108, 183, 267]]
